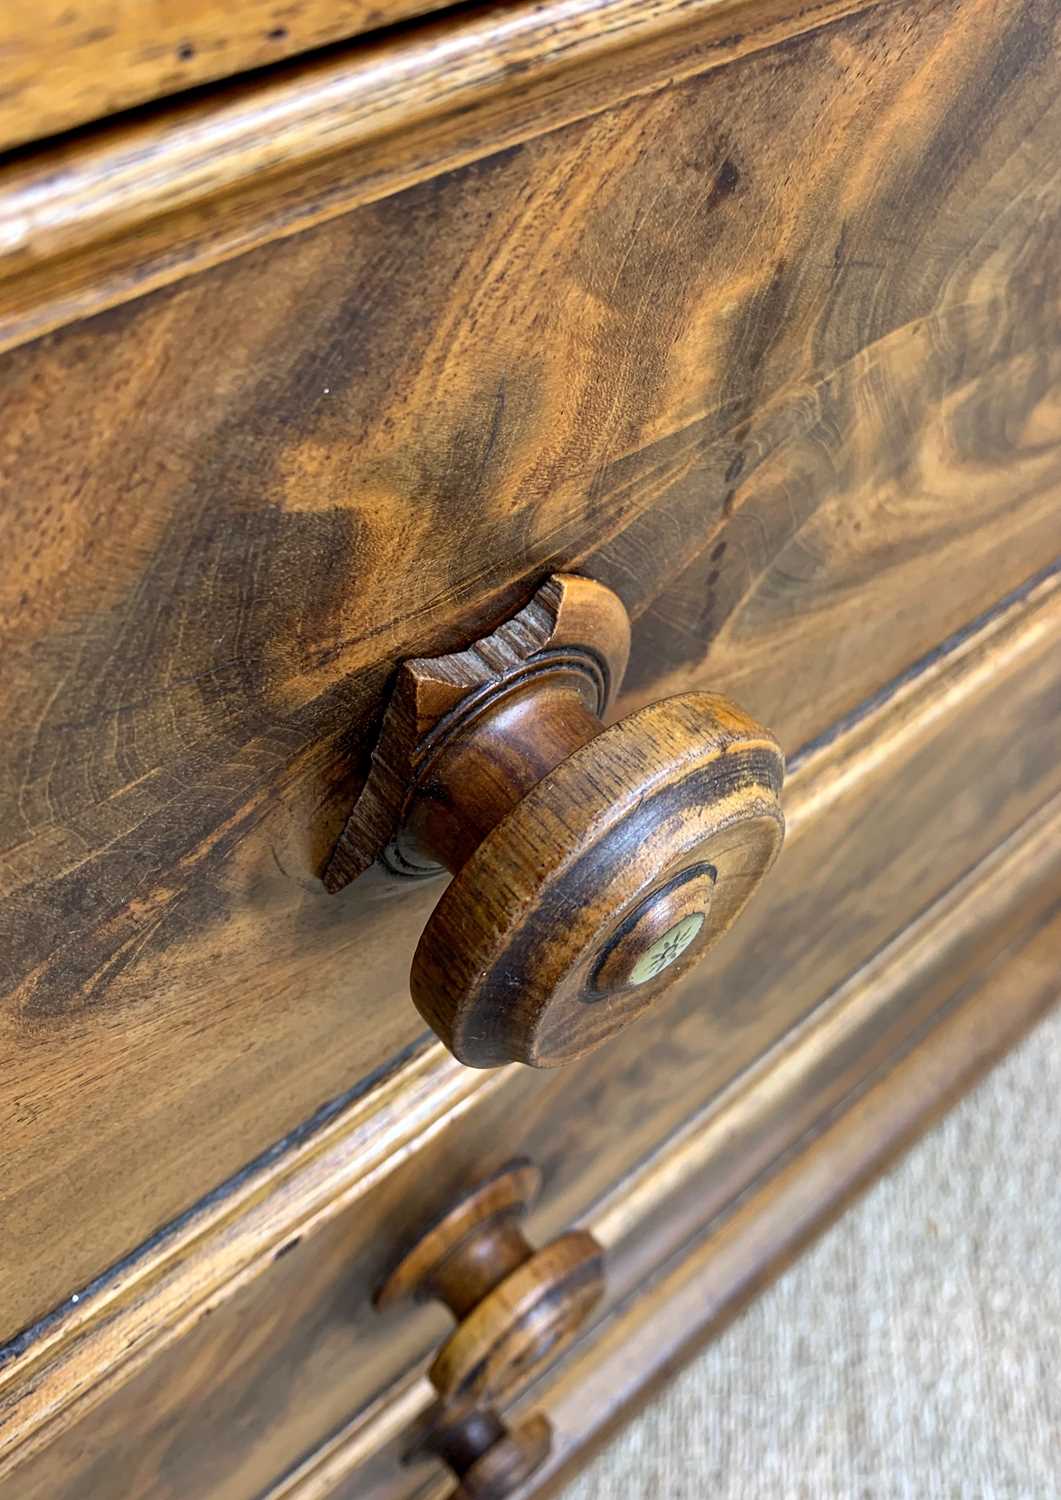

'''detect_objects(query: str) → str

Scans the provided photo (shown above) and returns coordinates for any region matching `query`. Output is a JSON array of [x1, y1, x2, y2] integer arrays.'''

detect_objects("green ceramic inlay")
[[628, 911, 705, 986]]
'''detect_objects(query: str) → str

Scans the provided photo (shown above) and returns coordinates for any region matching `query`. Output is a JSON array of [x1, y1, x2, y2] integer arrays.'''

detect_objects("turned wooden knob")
[[408, 1400, 552, 1500], [375, 1160, 604, 1405], [326, 575, 785, 1068]]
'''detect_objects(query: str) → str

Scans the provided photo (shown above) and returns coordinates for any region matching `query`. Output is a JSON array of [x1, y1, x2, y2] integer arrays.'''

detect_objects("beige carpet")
[[564, 1007, 1061, 1499]]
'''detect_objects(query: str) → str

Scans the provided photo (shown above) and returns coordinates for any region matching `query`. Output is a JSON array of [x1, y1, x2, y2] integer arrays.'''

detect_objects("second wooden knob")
[[376, 1160, 604, 1405]]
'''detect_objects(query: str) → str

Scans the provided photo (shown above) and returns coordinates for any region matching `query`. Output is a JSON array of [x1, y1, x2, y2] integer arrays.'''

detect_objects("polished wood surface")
[[0, 0, 882, 349], [0, 0, 457, 151], [2, 0, 1060, 1492], [3, 570, 1057, 1500], [3, 0, 1059, 1342]]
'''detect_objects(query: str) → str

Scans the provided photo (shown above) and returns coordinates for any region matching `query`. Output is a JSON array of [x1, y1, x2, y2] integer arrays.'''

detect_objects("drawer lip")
[[0, 0, 886, 355], [0, 0, 459, 155], [1, 561, 1058, 1483]]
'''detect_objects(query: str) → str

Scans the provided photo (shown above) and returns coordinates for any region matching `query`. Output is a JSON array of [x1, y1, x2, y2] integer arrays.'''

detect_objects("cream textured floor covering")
[[565, 1006, 1061, 1500]]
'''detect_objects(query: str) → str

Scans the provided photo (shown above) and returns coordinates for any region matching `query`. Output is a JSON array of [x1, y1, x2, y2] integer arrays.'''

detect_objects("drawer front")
[[4, 568, 1059, 1500], [2, 0, 1060, 1353]]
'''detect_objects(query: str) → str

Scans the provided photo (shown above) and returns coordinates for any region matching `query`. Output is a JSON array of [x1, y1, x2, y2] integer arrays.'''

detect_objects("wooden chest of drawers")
[[1, 1, 1058, 1495]]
